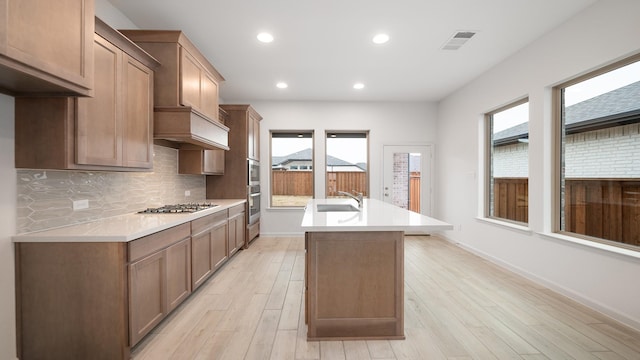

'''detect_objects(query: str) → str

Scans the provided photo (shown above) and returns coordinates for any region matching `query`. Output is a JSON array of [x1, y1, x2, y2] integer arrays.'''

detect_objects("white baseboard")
[[438, 234, 640, 333], [259, 231, 304, 238]]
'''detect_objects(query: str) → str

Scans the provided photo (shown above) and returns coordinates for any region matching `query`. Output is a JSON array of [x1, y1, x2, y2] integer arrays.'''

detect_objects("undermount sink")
[[317, 204, 360, 212]]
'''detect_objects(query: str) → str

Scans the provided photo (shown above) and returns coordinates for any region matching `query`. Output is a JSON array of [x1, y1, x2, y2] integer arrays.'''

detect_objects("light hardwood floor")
[[131, 235, 640, 360]]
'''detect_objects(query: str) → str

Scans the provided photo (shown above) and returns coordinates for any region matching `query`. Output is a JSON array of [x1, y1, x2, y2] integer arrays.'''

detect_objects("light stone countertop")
[[301, 198, 453, 232], [13, 199, 246, 243]]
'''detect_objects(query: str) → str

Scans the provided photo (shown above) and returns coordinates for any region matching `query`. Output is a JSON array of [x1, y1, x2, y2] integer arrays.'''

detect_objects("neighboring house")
[[493, 81, 640, 178], [272, 148, 365, 172]]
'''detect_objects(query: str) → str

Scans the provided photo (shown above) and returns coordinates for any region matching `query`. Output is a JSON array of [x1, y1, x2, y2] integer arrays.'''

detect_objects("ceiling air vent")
[[441, 31, 477, 50]]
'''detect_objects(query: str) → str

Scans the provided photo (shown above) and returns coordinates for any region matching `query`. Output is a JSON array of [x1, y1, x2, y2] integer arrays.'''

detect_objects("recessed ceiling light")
[[372, 33, 389, 44], [276, 82, 288, 89], [257, 32, 274, 43], [353, 83, 365, 90]]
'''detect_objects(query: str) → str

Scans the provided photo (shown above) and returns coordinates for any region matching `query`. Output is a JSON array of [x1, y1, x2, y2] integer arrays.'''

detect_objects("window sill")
[[475, 217, 533, 234], [538, 232, 640, 260]]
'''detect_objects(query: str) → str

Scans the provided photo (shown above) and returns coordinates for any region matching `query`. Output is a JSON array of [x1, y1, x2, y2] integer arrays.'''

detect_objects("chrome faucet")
[[337, 190, 364, 208]]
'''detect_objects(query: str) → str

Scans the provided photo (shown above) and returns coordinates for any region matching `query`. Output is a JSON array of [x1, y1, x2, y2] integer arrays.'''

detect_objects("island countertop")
[[13, 199, 246, 243], [301, 198, 453, 232]]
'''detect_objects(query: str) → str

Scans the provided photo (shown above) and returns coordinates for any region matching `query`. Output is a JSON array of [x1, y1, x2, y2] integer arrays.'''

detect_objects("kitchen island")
[[301, 198, 452, 340]]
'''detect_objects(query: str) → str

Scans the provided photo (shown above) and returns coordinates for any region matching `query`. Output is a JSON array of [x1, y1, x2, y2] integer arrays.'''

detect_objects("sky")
[[272, 137, 368, 164]]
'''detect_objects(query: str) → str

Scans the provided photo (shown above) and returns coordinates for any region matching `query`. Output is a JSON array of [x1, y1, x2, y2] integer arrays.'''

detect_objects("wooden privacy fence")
[[564, 179, 640, 246], [272, 171, 313, 196], [271, 171, 368, 196], [327, 172, 367, 197], [494, 178, 640, 246], [410, 171, 421, 213], [493, 178, 529, 223]]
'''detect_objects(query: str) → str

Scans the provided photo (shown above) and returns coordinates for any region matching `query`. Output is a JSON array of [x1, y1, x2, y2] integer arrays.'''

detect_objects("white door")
[[382, 145, 433, 216]]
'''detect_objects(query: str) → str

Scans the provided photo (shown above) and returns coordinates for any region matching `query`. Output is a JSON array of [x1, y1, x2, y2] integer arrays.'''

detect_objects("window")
[[556, 57, 640, 249], [325, 131, 369, 198], [486, 99, 529, 224], [270, 131, 314, 207]]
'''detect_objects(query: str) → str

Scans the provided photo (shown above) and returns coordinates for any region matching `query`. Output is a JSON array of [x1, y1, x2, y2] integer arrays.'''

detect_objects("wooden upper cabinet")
[[122, 53, 155, 168], [76, 35, 121, 167], [0, 0, 94, 96], [179, 48, 202, 110], [119, 30, 225, 123], [14, 18, 159, 171], [248, 113, 261, 161]]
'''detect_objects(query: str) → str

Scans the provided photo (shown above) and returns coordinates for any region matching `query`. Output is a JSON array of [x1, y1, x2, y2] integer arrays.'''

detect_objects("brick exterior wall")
[[493, 123, 640, 178], [392, 153, 409, 209]]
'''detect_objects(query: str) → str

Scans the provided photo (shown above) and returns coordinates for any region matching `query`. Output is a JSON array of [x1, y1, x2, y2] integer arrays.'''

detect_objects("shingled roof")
[[494, 81, 640, 145], [272, 148, 355, 167]]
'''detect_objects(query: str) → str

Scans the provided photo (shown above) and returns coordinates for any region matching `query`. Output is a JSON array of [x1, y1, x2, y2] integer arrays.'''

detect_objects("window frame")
[[484, 97, 530, 226], [324, 130, 370, 199], [269, 130, 315, 208], [553, 53, 640, 251]]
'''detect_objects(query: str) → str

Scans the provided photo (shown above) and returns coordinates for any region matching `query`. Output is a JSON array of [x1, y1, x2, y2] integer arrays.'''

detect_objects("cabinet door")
[[166, 237, 191, 312], [252, 116, 260, 161], [228, 211, 245, 256], [247, 114, 255, 160], [122, 54, 154, 168], [76, 34, 121, 166], [1, 0, 93, 95], [203, 150, 225, 175], [129, 251, 166, 346], [211, 221, 228, 270], [235, 211, 246, 249], [200, 71, 219, 121], [179, 47, 201, 110], [191, 230, 213, 290], [228, 215, 238, 257]]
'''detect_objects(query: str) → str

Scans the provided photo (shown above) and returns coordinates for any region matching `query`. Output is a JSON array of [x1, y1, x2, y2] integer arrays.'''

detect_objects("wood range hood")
[[117, 29, 230, 151], [154, 106, 230, 151]]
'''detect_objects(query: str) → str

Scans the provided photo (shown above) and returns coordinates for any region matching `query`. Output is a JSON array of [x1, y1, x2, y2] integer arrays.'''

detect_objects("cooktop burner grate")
[[138, 203, 218, 214]]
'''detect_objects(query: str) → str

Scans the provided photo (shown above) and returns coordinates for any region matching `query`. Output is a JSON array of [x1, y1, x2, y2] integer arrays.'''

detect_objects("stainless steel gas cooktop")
[[138, 203, 218, 214]]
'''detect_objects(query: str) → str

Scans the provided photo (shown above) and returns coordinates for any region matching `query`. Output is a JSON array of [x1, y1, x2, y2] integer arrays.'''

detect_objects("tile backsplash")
[[17, 145, 206, 234]]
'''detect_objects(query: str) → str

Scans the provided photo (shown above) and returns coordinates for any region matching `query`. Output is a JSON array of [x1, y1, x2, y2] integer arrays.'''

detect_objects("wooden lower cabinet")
[[129, 250, 166, 346], [191, 211, 228, 291], [228, 204, 246, 256], [166, 238, 192, 312], [15, 242, 130, 360], [15, 206, 245, 359], [128, 224, 191, 346]]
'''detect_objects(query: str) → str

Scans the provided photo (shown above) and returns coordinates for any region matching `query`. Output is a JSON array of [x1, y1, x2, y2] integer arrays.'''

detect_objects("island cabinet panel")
[[305, 231, 404, 340], [0, 0, 94, 96], [15, 242, 130, 360]]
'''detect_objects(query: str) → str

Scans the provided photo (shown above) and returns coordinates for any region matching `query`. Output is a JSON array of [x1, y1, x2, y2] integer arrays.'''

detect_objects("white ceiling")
[[107, 0, 597, 103]]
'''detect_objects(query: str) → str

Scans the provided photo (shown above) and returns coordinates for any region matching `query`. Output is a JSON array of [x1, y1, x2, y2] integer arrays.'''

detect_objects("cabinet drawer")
[[129, 223, 190, 262], [191, 211, 228, 235], [229, 204, 245, 217]]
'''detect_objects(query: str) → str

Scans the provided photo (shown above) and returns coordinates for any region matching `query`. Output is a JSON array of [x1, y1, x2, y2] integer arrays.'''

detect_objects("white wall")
[[0, 94, 17, 359], [250, 101, 438, 236], [437, 0, 640, 330]]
